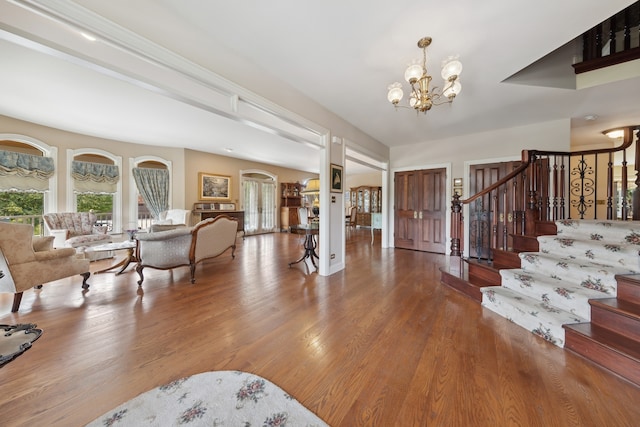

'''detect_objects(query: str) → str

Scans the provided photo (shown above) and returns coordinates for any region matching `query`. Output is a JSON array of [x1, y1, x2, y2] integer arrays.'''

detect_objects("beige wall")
[[391, 119, 571, 178], [1, 115, 316, 229], [184, 149, 315, 210], [345, 171, 382, 189]]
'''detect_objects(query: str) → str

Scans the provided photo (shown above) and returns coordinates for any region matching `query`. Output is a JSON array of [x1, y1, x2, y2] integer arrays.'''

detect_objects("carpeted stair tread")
[[555, 219, 640, 240], [482, 286, 586, 347], [536, 236, 640, 270], [499, 269, 609, 320], [518, 252, 634, 294], [482, 219, 640, 348]]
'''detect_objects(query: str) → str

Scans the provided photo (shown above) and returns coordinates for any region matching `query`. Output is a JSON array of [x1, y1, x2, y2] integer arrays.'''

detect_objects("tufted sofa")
[[43, 212, 113, 261], [0, 221, 90, 312], [135, 215, 238, 286]]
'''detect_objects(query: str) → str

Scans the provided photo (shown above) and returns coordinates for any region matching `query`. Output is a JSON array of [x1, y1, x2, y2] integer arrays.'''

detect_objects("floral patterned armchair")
[[43, 212, 113, 261], [0, 221, 90, 312]]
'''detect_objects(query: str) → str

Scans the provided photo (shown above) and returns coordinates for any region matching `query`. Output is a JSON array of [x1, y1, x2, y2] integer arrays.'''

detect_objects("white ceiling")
[[0, 0, 638, 175]]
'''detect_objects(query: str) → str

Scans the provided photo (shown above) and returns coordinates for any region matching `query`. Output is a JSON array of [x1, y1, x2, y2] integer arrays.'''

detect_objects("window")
[[0, 136, 57, 234], [68, 148, 122, 233]]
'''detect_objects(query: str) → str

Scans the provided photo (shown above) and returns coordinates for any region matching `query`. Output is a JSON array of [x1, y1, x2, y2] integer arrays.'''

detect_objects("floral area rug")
[[481, 220, 640, 347], [86, 370, 329, 427]]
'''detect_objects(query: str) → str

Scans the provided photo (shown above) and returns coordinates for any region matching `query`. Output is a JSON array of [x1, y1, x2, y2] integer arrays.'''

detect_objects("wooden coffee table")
[[89, 240, 138, 275]]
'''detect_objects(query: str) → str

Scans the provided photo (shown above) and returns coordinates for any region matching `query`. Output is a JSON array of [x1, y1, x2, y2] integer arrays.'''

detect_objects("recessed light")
[[224, 148, 233, 152], [584, 114, 598, 121], [80, 32, 97, 42]]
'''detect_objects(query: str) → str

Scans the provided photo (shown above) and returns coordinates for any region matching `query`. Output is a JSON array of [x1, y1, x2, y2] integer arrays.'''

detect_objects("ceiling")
[[0, 0, 638, 176]]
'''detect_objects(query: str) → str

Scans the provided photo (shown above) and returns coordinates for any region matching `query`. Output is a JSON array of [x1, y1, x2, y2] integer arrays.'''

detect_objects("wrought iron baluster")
[[570, 154, 595, 219]]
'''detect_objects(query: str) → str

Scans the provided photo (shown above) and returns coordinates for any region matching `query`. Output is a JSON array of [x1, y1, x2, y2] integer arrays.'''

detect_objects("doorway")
[[394, 168, 447, 253], [241, 171, 277, 235]]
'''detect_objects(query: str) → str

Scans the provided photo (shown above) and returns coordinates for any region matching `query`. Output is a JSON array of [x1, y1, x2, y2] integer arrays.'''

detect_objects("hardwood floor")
[[1, 228, 639, 426]]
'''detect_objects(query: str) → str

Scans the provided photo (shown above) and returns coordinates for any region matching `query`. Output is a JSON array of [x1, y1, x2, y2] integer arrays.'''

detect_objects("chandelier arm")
[[431, 97, 455, 106]]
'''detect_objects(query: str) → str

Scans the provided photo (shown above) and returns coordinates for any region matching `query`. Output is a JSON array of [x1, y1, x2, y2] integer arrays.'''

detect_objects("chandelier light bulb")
[[404, 63, 423, 84], [441, 58, 463, 80], [387, 82, 404, 104], [443, 80, 462, 98]]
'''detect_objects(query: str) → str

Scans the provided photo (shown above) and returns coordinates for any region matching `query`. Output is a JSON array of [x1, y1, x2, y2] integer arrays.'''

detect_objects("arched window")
[[129, 156, 172, 230], [0, 134, 57, 234], [67, 148, 122, 233]]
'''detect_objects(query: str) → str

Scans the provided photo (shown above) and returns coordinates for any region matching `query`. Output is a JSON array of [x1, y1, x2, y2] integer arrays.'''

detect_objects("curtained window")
[[0, 150, 54, 191], [71, 160, 119, 194], [132, 167, 169, 219]]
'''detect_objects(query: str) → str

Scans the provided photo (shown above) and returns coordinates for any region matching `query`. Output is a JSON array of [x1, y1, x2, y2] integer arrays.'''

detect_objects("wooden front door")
[[394, 168, 447, 253]]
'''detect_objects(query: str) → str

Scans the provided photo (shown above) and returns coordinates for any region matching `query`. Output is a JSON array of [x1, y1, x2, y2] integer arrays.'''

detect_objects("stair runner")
[[481, 219, 640, 347]]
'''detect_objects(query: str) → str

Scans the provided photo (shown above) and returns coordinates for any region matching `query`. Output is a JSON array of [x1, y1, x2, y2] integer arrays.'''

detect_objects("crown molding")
[[8, 0, 327, 147]]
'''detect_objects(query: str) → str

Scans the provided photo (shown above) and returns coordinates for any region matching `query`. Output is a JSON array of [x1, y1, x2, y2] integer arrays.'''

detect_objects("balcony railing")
[[0, 215, 46, 235], [574, 1, 640, 74]]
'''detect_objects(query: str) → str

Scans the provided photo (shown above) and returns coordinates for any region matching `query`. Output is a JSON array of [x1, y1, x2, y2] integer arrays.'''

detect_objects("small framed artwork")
[[330, 163, 343, 193], [198, 172, 231, 201]]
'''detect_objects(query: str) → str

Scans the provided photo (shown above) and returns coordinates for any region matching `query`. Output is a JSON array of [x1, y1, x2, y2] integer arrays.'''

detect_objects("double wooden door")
[[394, 168, 446, 253]]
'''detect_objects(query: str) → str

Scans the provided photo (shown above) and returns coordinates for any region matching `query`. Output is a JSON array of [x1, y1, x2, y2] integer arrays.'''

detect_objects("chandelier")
[[387, 36, 462, 113]]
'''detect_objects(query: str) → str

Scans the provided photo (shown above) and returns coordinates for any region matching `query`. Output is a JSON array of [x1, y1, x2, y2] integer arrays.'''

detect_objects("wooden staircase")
[[441, 220, 640, 387], [564, 274, 640, 387], [440, 221, 555, 302]]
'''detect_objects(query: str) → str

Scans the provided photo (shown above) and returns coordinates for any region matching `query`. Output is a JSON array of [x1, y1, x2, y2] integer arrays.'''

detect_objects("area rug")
[[86, 370, 329, 426], [0, 324, 42, 367]]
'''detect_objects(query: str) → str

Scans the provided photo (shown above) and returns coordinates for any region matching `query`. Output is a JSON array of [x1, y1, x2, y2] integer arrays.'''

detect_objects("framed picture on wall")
[[199, 172, 231, 200], [330, 163, 343, 193]]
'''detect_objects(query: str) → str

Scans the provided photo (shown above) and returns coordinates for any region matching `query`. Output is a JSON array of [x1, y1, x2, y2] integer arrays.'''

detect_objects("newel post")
[[450, 192, 463, 256]]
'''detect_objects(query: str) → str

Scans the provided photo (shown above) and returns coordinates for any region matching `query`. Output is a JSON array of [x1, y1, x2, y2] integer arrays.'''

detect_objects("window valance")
[[71, 160, 120, 194], [0, 150, 54, 191]]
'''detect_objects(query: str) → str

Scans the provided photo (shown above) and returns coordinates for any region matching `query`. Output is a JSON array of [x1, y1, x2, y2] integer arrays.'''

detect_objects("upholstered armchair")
[[43, 212, 113, 261], [0, 222, 90, 312], [135, 215, 238, 286]]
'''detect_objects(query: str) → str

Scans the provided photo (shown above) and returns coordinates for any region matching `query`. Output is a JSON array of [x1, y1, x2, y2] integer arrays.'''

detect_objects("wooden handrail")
[[530, 126, 636, 156], [458, 151, 534, 205]]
